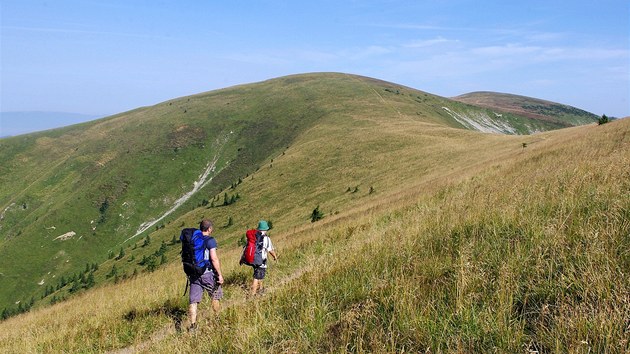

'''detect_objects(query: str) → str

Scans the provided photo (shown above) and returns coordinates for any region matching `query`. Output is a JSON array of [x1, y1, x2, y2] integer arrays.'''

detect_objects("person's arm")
[[266, 237, 277, 261], [209, 248, 224, 284], [268, 249, 277, 261]]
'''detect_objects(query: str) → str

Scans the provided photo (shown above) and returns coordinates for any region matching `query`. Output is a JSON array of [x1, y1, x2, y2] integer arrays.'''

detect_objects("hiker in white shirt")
[[251, 220, 277, 296]]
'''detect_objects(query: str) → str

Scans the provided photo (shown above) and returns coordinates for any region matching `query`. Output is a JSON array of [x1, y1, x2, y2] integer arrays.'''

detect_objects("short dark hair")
[[199, 219, 213, 232]]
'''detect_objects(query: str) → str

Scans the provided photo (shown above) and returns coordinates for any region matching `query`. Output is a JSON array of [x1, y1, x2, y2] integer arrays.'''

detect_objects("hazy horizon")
[[0, 111, 102, 137]]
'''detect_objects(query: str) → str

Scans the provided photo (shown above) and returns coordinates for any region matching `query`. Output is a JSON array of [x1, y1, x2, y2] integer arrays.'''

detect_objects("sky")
[[1, 0, 629, 133]]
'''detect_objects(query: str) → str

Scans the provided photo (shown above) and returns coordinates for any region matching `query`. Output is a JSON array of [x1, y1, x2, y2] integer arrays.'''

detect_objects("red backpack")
[[240, 229, 264, 266]]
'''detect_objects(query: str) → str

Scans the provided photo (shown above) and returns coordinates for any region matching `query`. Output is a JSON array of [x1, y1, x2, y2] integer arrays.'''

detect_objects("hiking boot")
[[188, 323, 197, 333]]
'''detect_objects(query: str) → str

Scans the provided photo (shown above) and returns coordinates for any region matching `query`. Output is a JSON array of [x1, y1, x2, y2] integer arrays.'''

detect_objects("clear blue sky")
[[2, 0, 629, 119]]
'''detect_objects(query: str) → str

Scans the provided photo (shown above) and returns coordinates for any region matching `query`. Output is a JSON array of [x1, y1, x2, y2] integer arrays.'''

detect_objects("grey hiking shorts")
[[253, 266, 267, 280], [189, 271, 223, 304]]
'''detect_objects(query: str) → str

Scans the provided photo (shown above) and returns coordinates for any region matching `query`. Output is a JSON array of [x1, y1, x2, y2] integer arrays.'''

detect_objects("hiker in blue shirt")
[[250, 220, 277, 296], [188, 219, 224, 331]]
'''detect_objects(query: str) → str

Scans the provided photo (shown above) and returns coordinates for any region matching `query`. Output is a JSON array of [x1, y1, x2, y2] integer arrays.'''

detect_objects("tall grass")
[[163, 120, 627, 353], [1, 120, 628, 353]]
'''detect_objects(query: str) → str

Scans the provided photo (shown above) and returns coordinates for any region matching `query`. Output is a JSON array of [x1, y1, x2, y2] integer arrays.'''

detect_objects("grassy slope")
[[452, 91, 599, 126], [1, 72, 528, 310], [0, 73, 335, 308], [0, 83, 627, 352]]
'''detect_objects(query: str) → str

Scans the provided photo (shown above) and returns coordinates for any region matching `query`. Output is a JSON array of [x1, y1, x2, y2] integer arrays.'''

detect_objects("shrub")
[[311, 205, 324, 222]]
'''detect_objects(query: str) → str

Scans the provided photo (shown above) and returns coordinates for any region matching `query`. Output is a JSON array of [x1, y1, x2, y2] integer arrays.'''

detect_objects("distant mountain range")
[[0, 111, 102, 138]]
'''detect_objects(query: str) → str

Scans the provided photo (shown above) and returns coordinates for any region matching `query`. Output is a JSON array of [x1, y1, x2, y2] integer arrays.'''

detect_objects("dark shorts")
[[253, 266, 266, 280], [189, 271, 223, 304]]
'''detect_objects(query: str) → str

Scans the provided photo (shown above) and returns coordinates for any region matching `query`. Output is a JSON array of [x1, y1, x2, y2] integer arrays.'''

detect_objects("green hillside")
[[452, 91, 599, 128], [0, 107, 627, 353], [0, 73, 627, 352], [0, 73, 599, 313]]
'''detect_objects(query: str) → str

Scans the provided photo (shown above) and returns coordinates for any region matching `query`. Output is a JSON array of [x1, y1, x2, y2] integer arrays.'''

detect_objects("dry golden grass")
[[1, 117, 628, 352]]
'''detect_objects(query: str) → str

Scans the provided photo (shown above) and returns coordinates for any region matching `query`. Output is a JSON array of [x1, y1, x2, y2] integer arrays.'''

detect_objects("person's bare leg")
[[212, 299, 220, 313], [189, 303, 198, 326], [251, 279, 259, 296]]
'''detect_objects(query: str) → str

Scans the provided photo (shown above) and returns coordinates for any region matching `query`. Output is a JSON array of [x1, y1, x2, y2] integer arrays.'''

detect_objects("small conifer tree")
[[159, 240, 167, 254], [146, 256, 158, 272], [116, 247, 125, 260], [311, 205, 324, 222], [69, 281, 80, 293], [86, 273, 95, 289], [107, 265, 118, 279]]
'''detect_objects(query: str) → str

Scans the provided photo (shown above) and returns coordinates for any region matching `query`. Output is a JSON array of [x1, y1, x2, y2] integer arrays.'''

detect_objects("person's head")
[[199, 219, 213, 234], [257, 220, 270, 233]]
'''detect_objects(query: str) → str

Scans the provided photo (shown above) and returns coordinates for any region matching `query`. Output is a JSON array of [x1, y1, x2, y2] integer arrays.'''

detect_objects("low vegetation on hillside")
[[452, 91, 600, 127], [1, 73, 583, 313], [1, 114, 627, 352]]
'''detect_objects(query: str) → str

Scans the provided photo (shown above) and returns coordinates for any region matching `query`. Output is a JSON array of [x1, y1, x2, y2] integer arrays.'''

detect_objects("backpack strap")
[[182, 277, 190, 297]]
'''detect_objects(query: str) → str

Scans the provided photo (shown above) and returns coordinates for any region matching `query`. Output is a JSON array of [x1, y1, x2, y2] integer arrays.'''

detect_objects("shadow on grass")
[[123, 299, 187, 332], [223, 266, 251, 290]]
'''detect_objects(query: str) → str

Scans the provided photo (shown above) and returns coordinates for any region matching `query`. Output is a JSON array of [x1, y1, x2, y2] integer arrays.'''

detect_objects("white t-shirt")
[[260, 235, 274, 269]]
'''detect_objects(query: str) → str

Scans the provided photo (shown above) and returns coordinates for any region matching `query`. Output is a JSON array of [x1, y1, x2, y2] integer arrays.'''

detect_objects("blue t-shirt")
[[203, 236, 218, 271], [205, 236, 217, 250]]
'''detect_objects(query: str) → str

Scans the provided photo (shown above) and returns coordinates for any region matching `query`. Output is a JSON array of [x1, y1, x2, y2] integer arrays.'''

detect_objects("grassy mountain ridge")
[[0, 73, 342, 309], [452, 91, 599, 127], [0, 73, 601, 313], [1, 115, 627, 352]]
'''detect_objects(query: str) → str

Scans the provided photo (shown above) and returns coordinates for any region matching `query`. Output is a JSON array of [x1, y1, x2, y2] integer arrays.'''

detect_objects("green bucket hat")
[[257, 220, 270, 231]]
